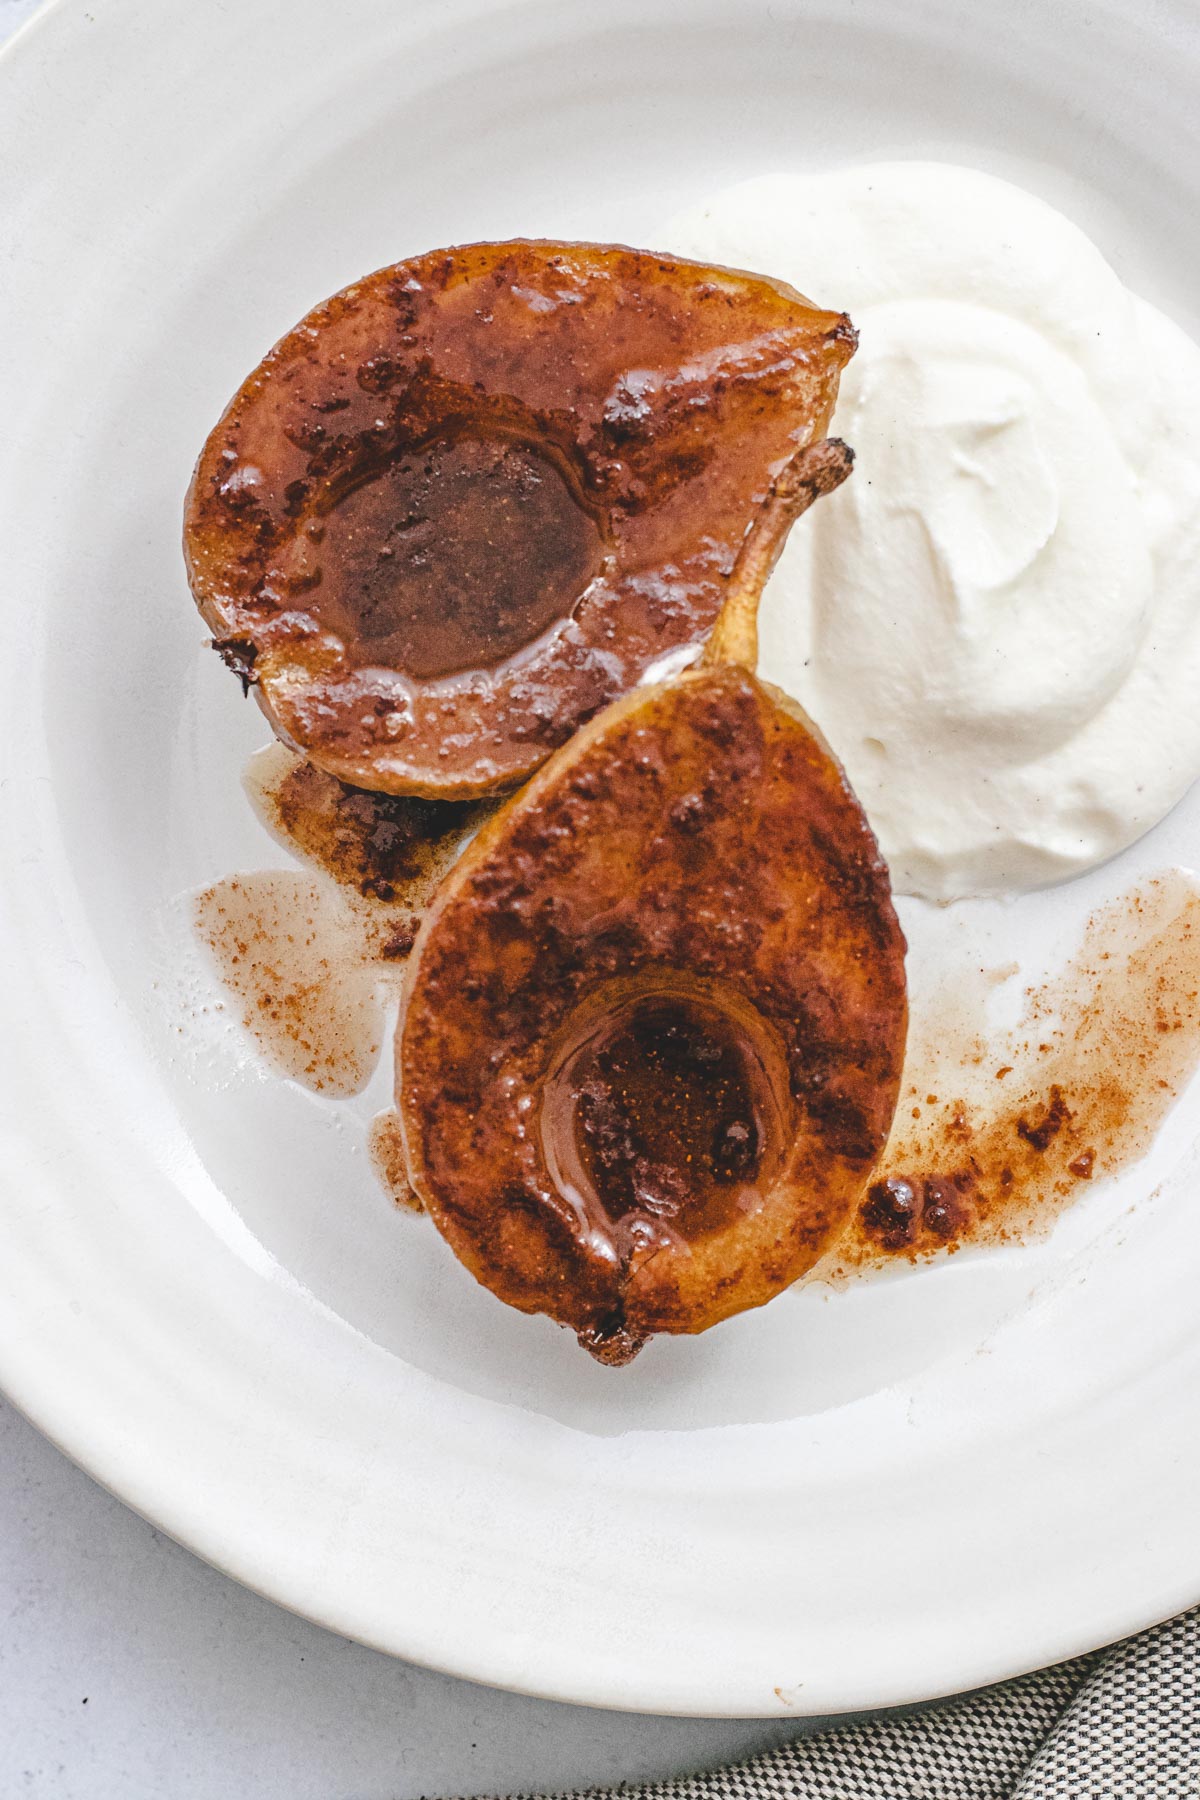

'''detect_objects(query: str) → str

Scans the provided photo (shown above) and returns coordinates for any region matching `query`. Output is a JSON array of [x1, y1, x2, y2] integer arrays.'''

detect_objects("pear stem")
[[702, 437, 855, 673]]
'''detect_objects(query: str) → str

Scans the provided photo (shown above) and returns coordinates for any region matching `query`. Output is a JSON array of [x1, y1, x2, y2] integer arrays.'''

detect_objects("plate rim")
[[2, 0, 1199, 1719]]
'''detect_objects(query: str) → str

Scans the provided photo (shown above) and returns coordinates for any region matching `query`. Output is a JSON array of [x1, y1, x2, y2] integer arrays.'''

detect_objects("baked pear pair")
[[185, 242, 907, 1362]]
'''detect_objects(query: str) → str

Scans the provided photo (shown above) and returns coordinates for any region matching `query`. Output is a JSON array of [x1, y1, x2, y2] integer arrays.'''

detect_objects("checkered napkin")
[[507, 1606, 1198, 1800]]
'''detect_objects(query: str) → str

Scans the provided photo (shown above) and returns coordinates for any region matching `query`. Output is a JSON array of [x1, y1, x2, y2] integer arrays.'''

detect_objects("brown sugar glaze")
[[193, 743, 487, 1094], [540, 979, 792, 1263], [819, 872, 1200, 1278], [398, 647, 908, 1354], [245, 741, 493, 952], [320, 434, 605, 681], [183, 241, 854, 798]]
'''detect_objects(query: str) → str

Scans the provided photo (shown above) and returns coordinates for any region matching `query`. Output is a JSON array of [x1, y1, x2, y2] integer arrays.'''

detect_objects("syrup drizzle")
[[820, 871, 1200, 1277], [193, 745, 486, 1095]]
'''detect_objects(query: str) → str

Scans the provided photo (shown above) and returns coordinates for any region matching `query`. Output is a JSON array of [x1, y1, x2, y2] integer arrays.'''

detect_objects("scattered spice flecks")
[[244, 742, 491, 952], [820, 872, 1200, 1276], [368, 1109, 423, 1211], [192, 873, 389, 1095], [193, 748, 490, 1095]]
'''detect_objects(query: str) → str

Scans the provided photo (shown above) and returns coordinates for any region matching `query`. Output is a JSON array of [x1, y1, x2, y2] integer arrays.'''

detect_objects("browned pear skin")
[[184, 240, 854, 799], [399, 443, 907, 1363]]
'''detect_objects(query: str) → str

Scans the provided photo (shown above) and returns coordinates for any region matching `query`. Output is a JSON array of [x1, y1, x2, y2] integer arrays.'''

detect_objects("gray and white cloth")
[[502, 1606, 1198, 1800]]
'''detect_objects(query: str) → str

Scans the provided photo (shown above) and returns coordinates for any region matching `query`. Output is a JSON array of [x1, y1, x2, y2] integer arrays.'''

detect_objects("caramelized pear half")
[[399, 442, 907, 1362], [184, 241, 854, 798]]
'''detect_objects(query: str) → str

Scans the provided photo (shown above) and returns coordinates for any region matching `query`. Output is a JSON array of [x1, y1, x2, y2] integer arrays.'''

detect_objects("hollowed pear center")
[[317, 434, 605, 679], [542, 979, 791, 1249]]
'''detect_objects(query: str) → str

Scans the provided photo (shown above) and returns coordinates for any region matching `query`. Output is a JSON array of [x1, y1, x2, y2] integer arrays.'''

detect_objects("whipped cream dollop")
[[666, 164, 1200, 899]]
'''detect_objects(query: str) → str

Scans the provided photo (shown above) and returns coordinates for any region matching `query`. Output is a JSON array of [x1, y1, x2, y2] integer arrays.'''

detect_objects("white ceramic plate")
[[2, 0, 1199, 1719]]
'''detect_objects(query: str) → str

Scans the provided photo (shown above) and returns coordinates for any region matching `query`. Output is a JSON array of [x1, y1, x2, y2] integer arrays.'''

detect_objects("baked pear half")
[[398, 441, 908, 1362], [184, 241, 855, 798]]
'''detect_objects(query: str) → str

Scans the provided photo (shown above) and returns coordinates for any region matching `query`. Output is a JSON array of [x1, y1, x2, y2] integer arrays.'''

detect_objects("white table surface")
[[0, 1396, 808, 1800], [0, 3, 821, 1794]]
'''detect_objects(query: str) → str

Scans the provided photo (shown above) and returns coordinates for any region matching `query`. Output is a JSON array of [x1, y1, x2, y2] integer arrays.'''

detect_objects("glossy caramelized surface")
[[400, 659, 907, 1361], [184, 240, 853, 797], [544, 981, 790, 1249]]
